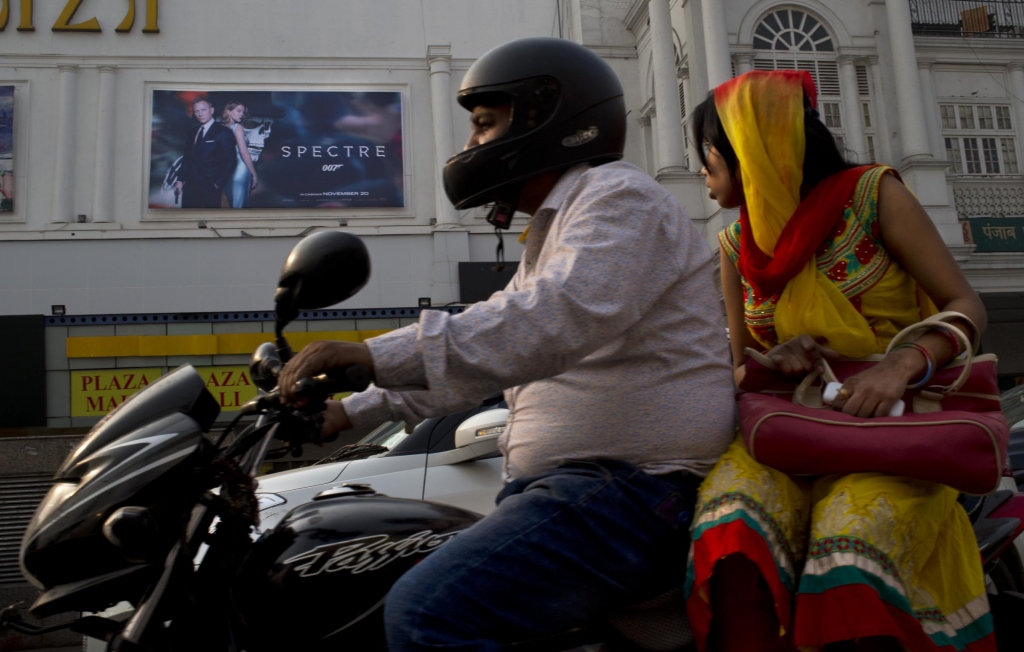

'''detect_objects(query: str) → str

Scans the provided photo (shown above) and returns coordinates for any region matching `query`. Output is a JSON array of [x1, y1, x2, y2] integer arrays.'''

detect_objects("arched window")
[[752, 8, 834, 52], [749, 7, 875, 161]]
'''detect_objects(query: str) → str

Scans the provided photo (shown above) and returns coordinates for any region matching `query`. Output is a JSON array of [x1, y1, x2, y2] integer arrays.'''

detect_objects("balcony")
[[911, 0, 1024, 38], [952, 178, 1024, 219]]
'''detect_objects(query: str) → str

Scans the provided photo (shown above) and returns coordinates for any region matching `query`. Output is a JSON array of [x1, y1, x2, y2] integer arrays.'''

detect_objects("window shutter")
[[856, 65, 870, 96], [678, 78, 686, 120], [816, 61, 840, 96]]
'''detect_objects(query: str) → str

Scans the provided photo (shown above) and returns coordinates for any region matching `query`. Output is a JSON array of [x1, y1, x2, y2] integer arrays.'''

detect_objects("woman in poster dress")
[[221, 101, 259, 208]]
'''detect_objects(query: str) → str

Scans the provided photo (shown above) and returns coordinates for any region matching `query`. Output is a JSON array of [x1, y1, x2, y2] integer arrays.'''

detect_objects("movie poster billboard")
[[0, 86, 13, 213], [149, 90, 404, 210]]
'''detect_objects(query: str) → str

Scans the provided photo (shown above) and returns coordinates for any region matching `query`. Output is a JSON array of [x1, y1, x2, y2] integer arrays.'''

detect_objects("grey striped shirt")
[[343, 162, 736, 479]]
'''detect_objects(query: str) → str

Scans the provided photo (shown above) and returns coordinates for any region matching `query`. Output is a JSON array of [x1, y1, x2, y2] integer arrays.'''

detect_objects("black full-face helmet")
[[443, 37, 626, 223]]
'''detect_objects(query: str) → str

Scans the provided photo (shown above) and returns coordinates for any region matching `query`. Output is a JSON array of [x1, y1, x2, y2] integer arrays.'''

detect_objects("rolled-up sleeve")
[[343, 168, 684, 427]]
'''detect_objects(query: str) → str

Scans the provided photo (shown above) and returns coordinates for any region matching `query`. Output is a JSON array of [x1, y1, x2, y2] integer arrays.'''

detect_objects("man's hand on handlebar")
[[278, 340, 375, 406], [321, 400, 352, 436]]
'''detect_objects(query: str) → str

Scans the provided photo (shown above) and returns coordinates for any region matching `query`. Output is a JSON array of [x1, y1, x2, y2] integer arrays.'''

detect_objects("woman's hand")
[[766, 334, 839, 376], [830, 347, 922, 417], [321, 400, 352, 436], [251, 174, 259, 190], [278, 340, 374, 405]]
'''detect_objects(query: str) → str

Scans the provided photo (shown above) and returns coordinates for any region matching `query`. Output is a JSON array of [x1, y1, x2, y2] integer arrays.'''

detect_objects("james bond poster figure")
[[172, 98, 237, 208]]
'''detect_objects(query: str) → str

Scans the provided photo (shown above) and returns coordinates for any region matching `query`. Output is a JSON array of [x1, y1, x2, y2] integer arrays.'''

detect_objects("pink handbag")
[[737, 313, 1010, 495]]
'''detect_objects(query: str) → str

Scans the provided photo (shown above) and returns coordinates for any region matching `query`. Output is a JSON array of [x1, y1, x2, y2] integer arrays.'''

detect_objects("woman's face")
[[700, 144, 743, 209], [227, 105, 246, 124]]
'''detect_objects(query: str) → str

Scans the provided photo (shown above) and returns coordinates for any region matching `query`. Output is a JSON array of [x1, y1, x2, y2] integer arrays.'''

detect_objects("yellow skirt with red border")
[[685, 436, 995, 651]]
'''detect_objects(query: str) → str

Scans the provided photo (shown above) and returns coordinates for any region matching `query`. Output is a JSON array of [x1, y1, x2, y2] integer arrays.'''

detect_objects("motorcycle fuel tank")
[[234, 490, 482, 650]]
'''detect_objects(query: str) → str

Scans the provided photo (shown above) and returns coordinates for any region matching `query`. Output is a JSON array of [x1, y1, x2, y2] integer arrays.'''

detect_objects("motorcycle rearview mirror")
[[249, 342, 282, 392], [273, 231, 371, 361]]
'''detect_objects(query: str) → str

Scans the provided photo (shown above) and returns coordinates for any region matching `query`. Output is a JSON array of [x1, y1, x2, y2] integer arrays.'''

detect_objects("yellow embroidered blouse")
[[719, 166, 937, 353]]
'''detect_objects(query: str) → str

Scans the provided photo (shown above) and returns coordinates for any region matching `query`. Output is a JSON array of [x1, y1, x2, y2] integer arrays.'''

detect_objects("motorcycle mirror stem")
[[272, 285, 299, 366]]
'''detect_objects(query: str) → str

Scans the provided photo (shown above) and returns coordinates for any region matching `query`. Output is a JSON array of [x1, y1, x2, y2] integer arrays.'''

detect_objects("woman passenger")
[[685, 70, 992, 652]]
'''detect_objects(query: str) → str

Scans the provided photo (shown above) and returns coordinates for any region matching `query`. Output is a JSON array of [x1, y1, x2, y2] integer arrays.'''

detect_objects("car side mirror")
[[454, 409, 508, 451]]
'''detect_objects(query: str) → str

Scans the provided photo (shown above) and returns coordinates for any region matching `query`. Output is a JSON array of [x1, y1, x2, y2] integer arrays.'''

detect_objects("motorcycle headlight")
[[27, 481, 78, 536], [256, 493, 286, 511]]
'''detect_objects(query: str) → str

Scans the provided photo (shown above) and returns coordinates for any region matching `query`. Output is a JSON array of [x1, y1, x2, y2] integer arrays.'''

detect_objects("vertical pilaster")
[[52, 66, 79, 223], [883, 0, 960, 244], [427, 45, 459, 227], [649, 0, 687, 176], [1008, 64, 1024, 156], [92, 66, 117, 223], [885, 0, 932, 160], [866, 56, 894, 165], [838, 55, 868, 164], [649, 113, 662, 174], [917, 59, 945, 159], [700, 0, 731, 88], [735, 53, 755, 76], [638, 114, 654, 176], [681, 69, 701, 171]]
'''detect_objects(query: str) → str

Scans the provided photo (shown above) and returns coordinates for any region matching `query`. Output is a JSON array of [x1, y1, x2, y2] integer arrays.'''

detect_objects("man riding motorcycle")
[[278, 36, 736, 651]]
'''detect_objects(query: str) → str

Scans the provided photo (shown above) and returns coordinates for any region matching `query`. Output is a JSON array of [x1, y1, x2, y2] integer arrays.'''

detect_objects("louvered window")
[[856, 65, 870, 96], [749, 8, 858, 158], [0, 475, 54, 585], [678, 78, 686, 121]]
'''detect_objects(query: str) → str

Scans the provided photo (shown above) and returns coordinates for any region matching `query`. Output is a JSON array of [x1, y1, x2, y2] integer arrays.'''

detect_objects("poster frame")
[[140, 82, 415, 222], [0, 80, 30, 224]]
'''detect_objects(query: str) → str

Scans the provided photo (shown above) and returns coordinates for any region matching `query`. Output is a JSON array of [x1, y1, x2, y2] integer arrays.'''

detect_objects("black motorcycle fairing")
[[21, 412, 213, 591], [56, 365, 219, 480], [233, 494, 482, 651], [1008, 427, 1024, 488]]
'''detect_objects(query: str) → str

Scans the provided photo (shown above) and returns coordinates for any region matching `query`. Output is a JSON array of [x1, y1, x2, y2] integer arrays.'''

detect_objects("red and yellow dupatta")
[[714, 70, 879, 357]]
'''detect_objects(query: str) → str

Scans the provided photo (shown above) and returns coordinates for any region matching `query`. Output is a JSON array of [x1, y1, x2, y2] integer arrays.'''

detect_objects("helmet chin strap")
[[485, 184, 522, 272]]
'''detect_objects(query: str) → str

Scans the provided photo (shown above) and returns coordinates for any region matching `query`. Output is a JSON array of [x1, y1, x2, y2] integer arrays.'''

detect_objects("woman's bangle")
[[930, 326, 963, 357], [891, 342, 935, 389]]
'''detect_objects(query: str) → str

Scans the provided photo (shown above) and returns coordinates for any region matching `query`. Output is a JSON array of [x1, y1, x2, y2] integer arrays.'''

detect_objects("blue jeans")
[[384, 459, 699, 651]]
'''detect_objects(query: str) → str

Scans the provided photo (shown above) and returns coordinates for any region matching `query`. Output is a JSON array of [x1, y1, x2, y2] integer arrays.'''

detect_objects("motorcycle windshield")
[[56, 365, 220, 481]]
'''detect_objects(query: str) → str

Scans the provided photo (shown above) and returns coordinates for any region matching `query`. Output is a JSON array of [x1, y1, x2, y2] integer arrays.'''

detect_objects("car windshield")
[[310, 420, 413, 466], [360, 420, 411, 449], [1001, 385, 1024, 429]]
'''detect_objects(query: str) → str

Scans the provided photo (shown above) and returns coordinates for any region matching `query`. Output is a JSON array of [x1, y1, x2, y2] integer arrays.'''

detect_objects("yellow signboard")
[[71, 368, 164, 417], [70, 365, 255, 417], [194, 366, 257, 413], [70, 364, 349, 418]]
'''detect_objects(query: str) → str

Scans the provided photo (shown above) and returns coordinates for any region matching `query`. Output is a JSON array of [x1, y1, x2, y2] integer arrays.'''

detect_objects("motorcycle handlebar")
[[293, 364, 372, 399]]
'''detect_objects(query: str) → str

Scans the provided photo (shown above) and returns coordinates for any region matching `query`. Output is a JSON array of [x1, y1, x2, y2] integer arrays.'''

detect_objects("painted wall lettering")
[[52, 0, 101, 33], [0, 0, 158, 33], [195, 366, 257, 412], [19, 0, 33, 32], [71, 368, 163, 417], [115, 0, 158, 34]]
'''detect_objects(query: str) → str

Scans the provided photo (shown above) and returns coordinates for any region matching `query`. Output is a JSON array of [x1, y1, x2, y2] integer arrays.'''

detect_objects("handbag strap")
[[792, 361, 839, 408], [885, 313, 975, 395], [922, 311, 981, 355]]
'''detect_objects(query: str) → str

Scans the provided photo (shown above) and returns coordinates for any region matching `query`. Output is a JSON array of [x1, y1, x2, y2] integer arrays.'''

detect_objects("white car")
[[255, 398, 510, 531]]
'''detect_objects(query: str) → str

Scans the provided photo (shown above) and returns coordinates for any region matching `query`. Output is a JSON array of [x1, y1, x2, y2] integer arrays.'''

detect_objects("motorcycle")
[[1, 230, 1023, 651]]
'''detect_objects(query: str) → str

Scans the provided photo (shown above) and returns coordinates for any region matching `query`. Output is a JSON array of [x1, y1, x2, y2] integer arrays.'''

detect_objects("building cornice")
[[0, 55, 437, 71], [585, 45, 638, 59], [624, 0, 650, 34], [0, 222, 522, 242]]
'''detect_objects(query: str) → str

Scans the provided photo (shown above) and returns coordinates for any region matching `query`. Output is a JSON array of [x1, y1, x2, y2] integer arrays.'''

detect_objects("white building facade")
[[623, 0, 1024, 387], [0, 0, 1023, 429]]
